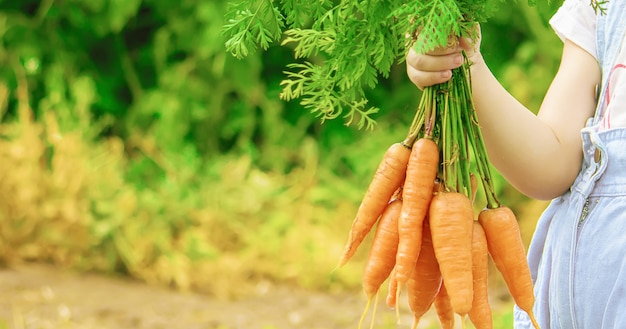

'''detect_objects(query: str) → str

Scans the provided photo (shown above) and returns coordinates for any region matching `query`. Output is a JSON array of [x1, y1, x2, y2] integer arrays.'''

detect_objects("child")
[[406, 0, 626, 328]]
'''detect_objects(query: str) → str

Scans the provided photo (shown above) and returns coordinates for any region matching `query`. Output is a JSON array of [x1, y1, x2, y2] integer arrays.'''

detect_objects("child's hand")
[[406, 29, 482, 90]]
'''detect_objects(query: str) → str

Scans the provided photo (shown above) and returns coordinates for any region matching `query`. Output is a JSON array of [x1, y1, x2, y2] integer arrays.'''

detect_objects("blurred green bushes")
[[0, 0, 561, 298]]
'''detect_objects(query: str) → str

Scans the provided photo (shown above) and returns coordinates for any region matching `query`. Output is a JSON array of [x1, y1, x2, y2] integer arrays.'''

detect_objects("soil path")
[[0, 264, 514, 329], [0, 263, 420, 329]]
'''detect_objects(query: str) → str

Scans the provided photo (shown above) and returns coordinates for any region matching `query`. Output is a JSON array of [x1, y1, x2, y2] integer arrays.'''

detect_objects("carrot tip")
[[358, 297, 372, 329], [529, 314, 541, 329], [395, 282, 403, 324], [460, 314, 468, 329], [369, 294, 379, 329]]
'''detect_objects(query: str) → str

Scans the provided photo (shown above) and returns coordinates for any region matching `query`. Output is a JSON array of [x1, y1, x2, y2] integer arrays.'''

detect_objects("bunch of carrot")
[[337, 56, 541, 329]]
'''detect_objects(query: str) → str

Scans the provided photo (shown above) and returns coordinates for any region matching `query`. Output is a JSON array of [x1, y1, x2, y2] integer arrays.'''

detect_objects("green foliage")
[[223, 0, 286, 58], [590, 0, 608, 14], [223, 0, 519, 129], [0, 0, 352, 296], [487, 1, 563, 111], [0, 0, 563, 300]]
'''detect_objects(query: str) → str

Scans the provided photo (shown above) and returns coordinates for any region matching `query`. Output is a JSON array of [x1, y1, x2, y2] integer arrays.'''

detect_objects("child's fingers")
[[406, 24, 482, 89], [406, 62, 451, 90], [406, 48, 463, 89], [406, 48, 464, 73]]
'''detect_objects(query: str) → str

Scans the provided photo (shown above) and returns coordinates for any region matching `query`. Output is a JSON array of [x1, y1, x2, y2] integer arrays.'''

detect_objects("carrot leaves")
[[222, 0, 511, 129], [223, 0, 285, 59]]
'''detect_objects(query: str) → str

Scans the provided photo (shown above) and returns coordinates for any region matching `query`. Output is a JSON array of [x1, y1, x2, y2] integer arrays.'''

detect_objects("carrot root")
[[338, 143, 411, 268], [395, 282, 402, 324], [478, 206, 538, 326], [358, 296, 372, 329], [386, 267, 398, 308], [529, 314, 540, 329], [405, 219, 442, 329], [429, 192, 474, 315], [434, 284, 455, 329], [369, 293, 379, 329], [468, 221, 493, 329], [361, 199, 402, 299], [395, 137, 439, 283]]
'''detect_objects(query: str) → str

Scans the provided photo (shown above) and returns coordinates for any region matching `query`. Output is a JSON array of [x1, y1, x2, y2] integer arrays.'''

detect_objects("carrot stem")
[[450, 71, 472, 197], [457, 53, 500, 209], [403, 86, 433, 148], [440, 82, 454, 192]]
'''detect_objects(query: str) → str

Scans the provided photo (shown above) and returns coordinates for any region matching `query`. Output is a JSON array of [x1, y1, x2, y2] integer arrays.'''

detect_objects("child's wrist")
[[468, 52, 486, 71]]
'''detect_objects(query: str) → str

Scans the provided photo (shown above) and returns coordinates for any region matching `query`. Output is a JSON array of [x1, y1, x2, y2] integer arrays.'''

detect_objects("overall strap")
[[594, 0, 626, 123]]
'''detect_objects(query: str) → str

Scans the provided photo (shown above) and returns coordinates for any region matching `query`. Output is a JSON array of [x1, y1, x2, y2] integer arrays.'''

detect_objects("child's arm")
[[407, 38, 600, 200]]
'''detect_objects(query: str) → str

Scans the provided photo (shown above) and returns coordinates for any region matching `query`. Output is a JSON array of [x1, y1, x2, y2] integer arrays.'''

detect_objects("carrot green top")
[[222, 0, 512, 129]]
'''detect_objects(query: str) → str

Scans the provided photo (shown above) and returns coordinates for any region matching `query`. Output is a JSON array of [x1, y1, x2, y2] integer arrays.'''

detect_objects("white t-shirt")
[[550, 0, 626, 129]]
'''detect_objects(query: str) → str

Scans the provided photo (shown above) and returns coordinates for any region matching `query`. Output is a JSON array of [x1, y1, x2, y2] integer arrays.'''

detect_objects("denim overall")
[[513, 1, 626, 328]]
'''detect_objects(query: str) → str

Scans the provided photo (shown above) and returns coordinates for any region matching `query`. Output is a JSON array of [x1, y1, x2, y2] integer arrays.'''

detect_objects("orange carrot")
[[395, 137, 439, 283], [358, 199, 402, 329], [406, 219, 442, 329], [362, 199, 402, 299], [429, 191, 474, 315], [386, 267, 398, 308], [434, 284, 455, 329], [338, 143, 411, 267], [468, 221, 492, 329], [478, 206, 539, 329]]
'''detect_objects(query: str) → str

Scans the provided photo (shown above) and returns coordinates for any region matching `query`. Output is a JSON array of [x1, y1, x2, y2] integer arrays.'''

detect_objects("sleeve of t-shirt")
[[549, 0, 597, 60]]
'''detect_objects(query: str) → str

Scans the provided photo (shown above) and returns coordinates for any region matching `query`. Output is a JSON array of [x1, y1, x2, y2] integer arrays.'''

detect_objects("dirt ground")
[[0, 263, 515, 329], [0, 263, 426, 329]]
